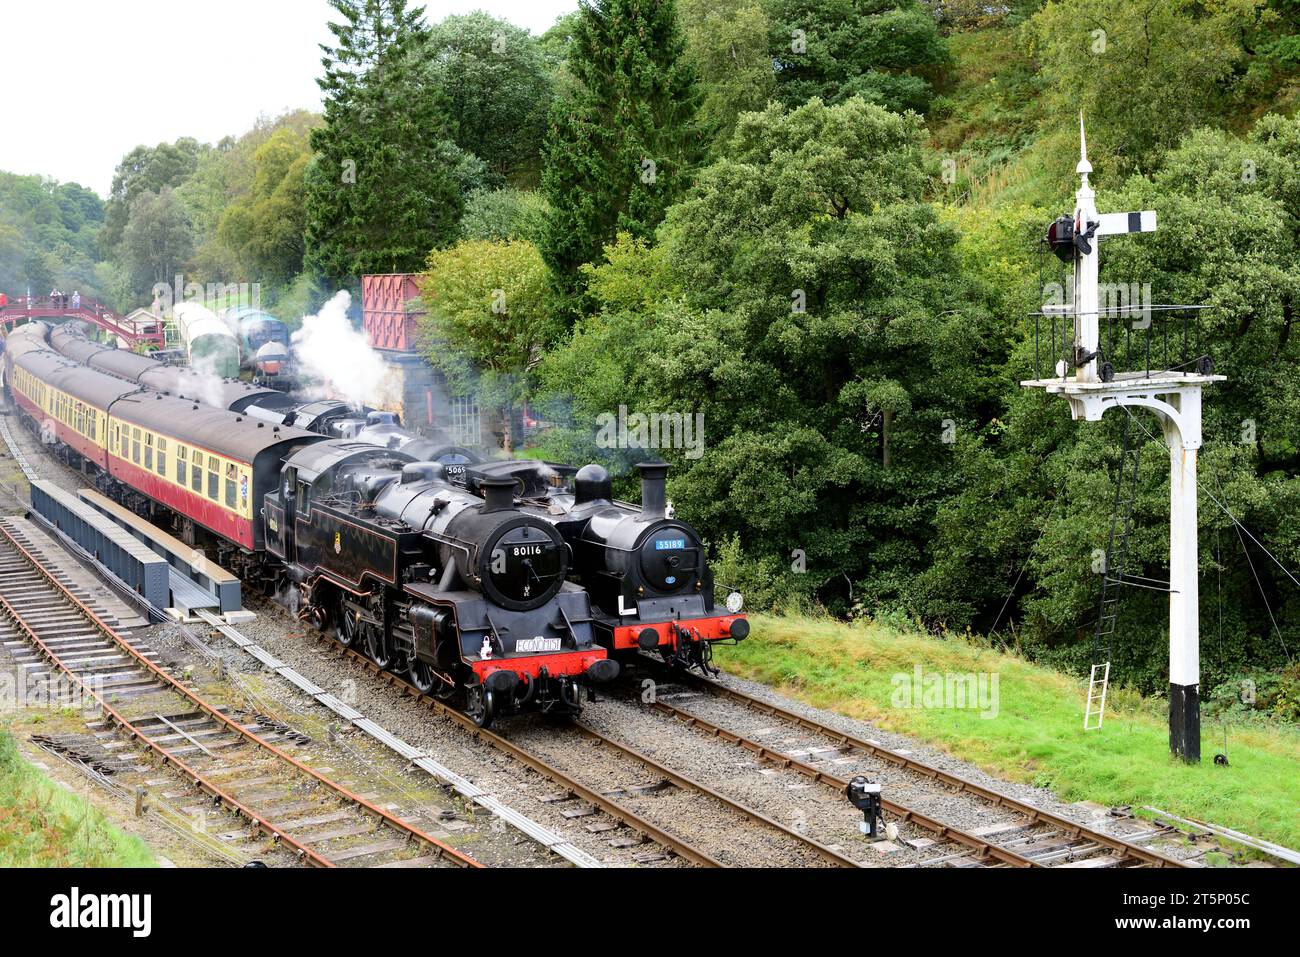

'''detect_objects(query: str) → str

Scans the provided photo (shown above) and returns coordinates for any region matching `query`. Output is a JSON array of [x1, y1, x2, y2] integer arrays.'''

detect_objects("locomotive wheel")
[[364, 624, 395, 670], [335, 604, 359, 649], [466, 683, 495, 729], [408, 658, 439, 695]]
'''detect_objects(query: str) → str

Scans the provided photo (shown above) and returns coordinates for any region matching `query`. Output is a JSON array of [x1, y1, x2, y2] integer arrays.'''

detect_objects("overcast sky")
[[2, 0, 577, 196]]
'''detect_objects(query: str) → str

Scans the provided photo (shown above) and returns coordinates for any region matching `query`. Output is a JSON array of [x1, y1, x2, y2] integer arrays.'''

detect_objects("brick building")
[[362, 274, 484, 447]]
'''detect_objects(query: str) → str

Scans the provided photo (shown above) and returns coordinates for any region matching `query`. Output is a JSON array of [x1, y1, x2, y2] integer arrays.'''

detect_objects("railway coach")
[[4, 322, 327, 579]]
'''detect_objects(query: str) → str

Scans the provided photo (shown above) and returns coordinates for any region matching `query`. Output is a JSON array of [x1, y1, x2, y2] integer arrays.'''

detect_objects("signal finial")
[[1077, 112, 1093, 179]]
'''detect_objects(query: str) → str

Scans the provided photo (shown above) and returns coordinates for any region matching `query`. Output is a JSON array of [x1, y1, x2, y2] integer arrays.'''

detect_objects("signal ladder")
[[1086, 412, 1145, 731]]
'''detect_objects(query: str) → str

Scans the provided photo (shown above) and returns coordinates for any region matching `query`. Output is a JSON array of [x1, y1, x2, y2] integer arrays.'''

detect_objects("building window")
[[449, 395, 480, 447]]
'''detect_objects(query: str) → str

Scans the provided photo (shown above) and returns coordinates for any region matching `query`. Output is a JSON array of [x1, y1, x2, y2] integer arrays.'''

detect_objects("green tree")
[[217, 128, 313, 286], [678, 0, 775, 150], [101, 139, 204, 253], [120, 187, 194, 293], [539, 0, 701, 313], [765, 0, 948, 114], [425, 12, 554, 183], [542, 97, 998, 611], [1029, 0, 1249, 173], [418, 240, 560, 451], [304, 0, 468, 284], [0, 172, 107, 300], [460, 188, 550, 243]]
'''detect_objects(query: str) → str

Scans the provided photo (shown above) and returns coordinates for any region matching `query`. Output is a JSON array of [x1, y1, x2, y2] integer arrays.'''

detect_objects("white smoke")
[[291, 291, 398, 411], [187, 351, 232, 409]]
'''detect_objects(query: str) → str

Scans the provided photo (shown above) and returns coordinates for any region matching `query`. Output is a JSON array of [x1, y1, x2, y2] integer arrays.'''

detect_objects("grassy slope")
[[0, 731, 155, 867], [717, 615, 1300, 851]]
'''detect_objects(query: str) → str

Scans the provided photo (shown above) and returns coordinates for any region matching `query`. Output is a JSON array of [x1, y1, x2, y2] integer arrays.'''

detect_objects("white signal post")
[[1022, 117, 1224, 763]]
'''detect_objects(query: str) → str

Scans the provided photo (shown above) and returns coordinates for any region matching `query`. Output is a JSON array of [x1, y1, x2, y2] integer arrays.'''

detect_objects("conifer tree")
[[539, 0, 700, 314], [305, 0, 468, 284]]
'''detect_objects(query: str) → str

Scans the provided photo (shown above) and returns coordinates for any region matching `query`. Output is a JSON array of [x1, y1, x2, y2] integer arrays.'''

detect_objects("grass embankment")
[[0, 731, 155, 867], [717, 615, 1300, 851]]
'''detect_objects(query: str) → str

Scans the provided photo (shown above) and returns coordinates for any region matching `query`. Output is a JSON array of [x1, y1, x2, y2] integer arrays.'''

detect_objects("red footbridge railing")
[[0, 296, 165, 348]]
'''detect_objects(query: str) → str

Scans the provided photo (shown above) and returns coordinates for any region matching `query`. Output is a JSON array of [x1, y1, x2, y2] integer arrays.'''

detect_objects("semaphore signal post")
[[1021, 117, 1224, 763]]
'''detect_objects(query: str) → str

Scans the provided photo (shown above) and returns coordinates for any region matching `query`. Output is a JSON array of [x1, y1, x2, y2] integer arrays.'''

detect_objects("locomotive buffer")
[[1021, 118, 1223, 763]]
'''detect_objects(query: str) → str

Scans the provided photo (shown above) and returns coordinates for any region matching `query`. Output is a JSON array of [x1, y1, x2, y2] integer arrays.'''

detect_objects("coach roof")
[[19, 350, 323, 462]]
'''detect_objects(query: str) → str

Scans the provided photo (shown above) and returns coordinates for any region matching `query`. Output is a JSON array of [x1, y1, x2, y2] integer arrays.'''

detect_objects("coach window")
[[144, 434, 153, 471], [192, 458, 202, 493], [176, 445, 187, 484], [132, 428, 141, 465], [207, 455, 219, 501], [224, 463, 237, 508], [156, 438, 167, 476]]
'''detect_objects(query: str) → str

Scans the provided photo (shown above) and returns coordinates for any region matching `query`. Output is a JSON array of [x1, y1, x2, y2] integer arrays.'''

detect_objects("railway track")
[[633, 663, 1189, 868], [0, 519, 480, 869], [300, 635, 870, 866]]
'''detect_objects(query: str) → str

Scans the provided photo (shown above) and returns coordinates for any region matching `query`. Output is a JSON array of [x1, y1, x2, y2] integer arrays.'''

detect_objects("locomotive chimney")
[[480, 477, 517, 513], [636, 461, 669, 518]]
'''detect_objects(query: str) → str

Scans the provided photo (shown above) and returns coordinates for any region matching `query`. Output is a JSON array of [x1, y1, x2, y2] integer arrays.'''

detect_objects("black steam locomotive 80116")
[[264, 440, 618, 725]]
